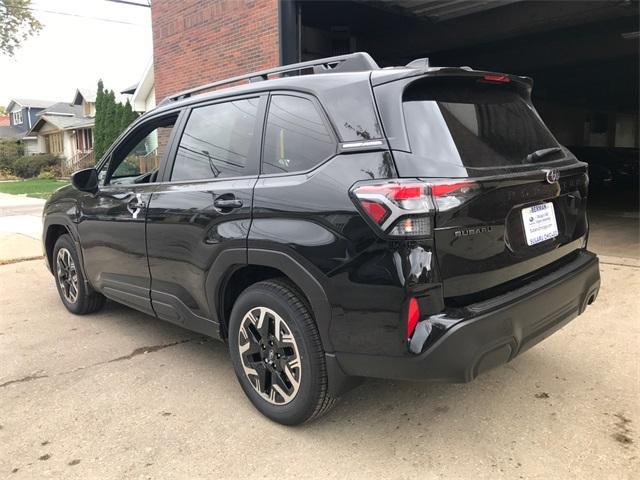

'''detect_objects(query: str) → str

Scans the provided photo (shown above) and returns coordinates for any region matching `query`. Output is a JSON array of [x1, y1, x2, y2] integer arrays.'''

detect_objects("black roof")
[[145, 52, 532, 144], [153, 70, 383, 143]]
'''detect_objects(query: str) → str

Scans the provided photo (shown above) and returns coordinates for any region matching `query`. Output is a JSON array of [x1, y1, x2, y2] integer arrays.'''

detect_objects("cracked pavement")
[[1, 260, 639, 479]]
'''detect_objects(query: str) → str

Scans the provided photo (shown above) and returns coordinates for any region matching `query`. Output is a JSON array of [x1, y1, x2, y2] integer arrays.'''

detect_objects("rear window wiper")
[[526, 147, 562, 163]]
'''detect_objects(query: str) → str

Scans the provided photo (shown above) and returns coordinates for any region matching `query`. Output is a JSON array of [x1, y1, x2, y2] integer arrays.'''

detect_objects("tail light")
[[351, 181, 434, 237], [430, 180, 478, 211], [351, 179, 479, 237]]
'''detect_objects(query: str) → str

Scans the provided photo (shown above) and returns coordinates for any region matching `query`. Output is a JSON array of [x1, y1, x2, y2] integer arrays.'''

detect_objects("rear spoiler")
[[371, 66, 536, 154], [370, 66, 533, 95]]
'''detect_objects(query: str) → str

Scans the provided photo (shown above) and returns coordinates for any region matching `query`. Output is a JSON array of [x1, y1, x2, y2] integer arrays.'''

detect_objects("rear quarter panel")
[[249, 152, 442, 356]]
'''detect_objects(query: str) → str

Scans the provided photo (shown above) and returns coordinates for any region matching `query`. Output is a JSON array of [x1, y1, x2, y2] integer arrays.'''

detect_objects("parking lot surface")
[[0, 259, 638, 479]]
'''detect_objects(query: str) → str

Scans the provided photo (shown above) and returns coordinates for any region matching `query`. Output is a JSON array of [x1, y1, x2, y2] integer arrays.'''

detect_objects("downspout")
[[278, 0, 300, 66], [297, 2, 302, 62], [27, 107, 32, 129]]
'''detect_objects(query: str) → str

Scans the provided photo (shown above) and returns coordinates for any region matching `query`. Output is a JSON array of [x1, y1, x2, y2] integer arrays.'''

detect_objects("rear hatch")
[[386, 74, 589, 301]]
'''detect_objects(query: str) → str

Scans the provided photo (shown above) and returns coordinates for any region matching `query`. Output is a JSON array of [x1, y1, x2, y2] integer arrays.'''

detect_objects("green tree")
[[119, 100, 137, 133], [0, 0, 43, 57], [93, 80, 106, 159], [93, 82, 140, 161], [104, 90, 118, 146]]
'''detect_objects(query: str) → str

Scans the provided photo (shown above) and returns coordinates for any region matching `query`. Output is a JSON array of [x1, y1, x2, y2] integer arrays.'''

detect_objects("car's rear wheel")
[[53, 234, 105, 315], [228, 279, 337, 425]]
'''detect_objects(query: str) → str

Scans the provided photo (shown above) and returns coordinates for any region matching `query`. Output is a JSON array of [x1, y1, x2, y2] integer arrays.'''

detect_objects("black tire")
[[52, 234, 106, 315], [228, 279, 337, 425]]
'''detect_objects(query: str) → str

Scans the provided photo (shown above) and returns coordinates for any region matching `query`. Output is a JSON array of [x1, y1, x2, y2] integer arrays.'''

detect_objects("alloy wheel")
[[237, 306, 302, 405], [56, 247, 79, 304]]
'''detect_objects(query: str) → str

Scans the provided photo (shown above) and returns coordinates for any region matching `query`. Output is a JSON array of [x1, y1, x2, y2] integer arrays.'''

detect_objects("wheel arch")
[[43, 217, 77, 272], [207, 248, 334, 353]]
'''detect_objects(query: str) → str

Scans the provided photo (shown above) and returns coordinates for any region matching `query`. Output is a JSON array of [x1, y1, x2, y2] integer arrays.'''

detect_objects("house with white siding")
[[72, 88, 97, 117], [121, 61, 155, 113], [27, 100, 95, 171]]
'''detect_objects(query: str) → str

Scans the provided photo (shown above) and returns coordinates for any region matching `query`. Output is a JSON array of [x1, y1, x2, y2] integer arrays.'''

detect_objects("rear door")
[[391, 76, 589, 299], [145, 95, 266, 332]]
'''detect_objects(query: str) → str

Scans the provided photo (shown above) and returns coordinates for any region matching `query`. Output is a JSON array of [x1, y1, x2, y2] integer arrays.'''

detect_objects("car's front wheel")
[[53, 234, 105, 315], [228, 279, 337, 425]]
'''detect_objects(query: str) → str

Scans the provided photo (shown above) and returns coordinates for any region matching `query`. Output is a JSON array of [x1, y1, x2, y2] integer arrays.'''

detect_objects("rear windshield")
[[403, 79, 559, 168]]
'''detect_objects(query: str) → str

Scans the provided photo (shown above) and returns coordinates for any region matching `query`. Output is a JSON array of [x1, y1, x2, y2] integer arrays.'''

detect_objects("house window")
[[46, 133, 64, 155], [12, 110, 23, 125], [75, 129, 93, 151]]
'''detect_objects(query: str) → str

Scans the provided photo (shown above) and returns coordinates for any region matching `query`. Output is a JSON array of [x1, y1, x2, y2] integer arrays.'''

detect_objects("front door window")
[[103, 115, 177, 186]]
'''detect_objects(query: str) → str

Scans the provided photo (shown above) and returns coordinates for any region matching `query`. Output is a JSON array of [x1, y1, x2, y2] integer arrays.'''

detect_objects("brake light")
[[431, 180, 479, 211], [481, 74, 510, 83], [353, 183, 426, 201], [352, 180, 433, 237], [351, 179, 480, 237], [406, 297, 420, 339], [431, 181, 477, 197], [360, 200, 389, 224]]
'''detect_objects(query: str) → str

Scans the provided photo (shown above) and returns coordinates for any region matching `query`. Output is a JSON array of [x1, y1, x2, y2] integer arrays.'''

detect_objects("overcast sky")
[[0, 0, 152, 107]]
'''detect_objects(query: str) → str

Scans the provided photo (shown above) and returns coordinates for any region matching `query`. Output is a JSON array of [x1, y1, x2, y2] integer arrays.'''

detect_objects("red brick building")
[[147, 0, 637, 224], [151, 0, 281, 103], [150, 1, 637, 150]]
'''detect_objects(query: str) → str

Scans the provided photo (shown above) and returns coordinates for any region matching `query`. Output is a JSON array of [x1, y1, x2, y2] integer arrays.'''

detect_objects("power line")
[[0, 3, 147, 26], [105, 0, 151, 8]]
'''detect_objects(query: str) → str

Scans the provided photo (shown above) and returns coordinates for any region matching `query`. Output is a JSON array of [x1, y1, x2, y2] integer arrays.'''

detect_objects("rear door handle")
[[213, 198, 243, 209]]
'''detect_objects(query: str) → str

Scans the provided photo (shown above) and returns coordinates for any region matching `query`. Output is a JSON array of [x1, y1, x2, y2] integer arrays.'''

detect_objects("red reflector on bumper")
[[407, 297, 420, 339]]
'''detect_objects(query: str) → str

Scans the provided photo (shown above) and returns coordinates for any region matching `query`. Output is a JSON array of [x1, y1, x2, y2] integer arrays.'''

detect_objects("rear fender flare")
[[205, 248, 334, 353], [249, 249, 334, 353]]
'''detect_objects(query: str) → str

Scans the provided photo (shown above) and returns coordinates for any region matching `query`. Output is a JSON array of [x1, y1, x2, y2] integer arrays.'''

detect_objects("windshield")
[[403, 79, 560, 168]]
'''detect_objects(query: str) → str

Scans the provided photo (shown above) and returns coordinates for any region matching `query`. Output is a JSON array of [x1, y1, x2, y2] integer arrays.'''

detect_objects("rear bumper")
[[335, 250, 600, 382]]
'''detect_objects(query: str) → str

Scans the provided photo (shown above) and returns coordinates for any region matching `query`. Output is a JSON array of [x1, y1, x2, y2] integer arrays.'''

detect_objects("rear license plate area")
[[521, 202, 559, 246]]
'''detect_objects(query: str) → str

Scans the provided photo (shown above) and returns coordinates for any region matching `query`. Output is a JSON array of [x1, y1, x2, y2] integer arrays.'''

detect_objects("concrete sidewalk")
[[0, 193, 45, 263]]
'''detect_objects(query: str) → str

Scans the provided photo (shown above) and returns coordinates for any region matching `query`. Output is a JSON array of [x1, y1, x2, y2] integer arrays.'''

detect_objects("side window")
[[262, 95, 335, 175], [171, 98, 259, 181], [106, 115, 177, 185]]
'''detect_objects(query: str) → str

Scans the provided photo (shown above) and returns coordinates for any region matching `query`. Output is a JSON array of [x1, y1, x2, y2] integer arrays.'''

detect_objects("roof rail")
[[159, 52, 379, 105]]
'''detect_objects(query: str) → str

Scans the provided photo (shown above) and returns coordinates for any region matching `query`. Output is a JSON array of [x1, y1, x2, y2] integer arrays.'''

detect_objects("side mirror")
[[71, 168, 99, 193]]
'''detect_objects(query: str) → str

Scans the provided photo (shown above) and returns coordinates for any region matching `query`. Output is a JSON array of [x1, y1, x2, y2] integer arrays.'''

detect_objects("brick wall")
[[151, 0, 280, 103]]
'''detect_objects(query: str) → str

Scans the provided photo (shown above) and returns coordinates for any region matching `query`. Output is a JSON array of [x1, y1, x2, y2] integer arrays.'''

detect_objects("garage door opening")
[[279, 0, 639, 258]]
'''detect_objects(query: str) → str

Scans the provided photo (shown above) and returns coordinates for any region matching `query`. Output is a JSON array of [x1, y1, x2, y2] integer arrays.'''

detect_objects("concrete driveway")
[[0, 258, 638, 479]]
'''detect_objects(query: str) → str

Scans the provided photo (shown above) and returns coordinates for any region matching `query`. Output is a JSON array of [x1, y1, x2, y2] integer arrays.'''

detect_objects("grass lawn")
[[0, 179, 69, 199]]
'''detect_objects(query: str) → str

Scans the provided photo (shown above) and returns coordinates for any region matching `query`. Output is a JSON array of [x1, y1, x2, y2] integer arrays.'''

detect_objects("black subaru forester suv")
[[43, 53, 600, 425]]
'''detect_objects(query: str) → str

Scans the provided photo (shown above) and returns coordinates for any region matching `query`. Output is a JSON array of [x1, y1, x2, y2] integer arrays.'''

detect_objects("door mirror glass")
[[71, 168, 98, 193]]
